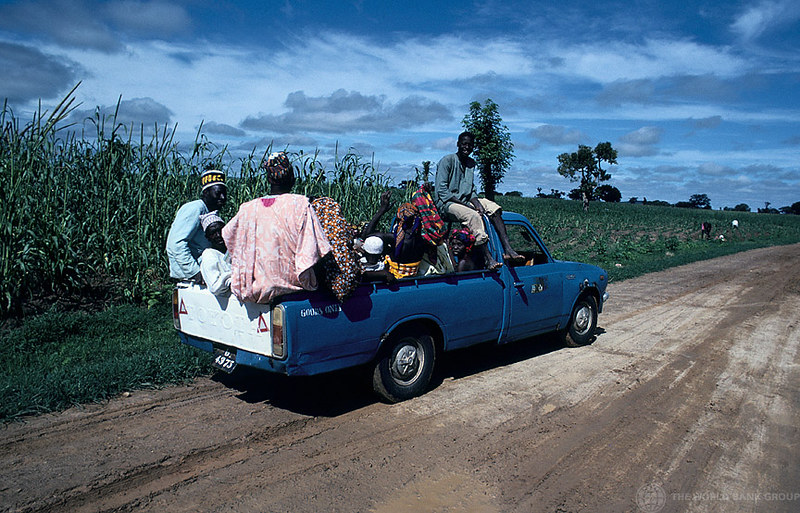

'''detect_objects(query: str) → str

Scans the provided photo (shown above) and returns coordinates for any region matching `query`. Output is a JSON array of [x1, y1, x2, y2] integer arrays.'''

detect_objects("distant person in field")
[[166, 169, 227, 282], [434, 131, 523, 271], [199, 211, 231, 295], [700, 222, 712, 240]]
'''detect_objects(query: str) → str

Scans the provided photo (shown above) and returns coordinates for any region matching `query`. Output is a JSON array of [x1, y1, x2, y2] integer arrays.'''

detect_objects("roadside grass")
[[0, 304, 210, 421]]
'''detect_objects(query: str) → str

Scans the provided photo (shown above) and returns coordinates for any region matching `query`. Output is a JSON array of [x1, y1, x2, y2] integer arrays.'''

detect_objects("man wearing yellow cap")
[[166, 169, 227, 281]]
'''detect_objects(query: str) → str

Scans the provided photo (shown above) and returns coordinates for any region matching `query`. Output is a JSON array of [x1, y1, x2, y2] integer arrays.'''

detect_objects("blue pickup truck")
[[173, 211, 609, 402]]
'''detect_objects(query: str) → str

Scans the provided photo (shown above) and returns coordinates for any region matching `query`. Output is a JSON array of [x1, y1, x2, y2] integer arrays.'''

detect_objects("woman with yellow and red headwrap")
[[448, 227, 481, 272], [385, 202, 427, 279]]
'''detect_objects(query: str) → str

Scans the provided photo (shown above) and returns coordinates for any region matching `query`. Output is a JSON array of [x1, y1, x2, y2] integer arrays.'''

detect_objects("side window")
[[505, 223, 548, 266]]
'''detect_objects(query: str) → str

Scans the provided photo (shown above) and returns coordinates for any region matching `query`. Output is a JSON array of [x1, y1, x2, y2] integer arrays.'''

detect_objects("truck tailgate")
[[176, 284, 274, 357]]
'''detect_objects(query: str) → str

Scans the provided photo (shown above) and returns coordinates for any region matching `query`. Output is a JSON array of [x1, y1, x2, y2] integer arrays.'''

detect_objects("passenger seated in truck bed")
[[221, 152, 332, 303], [358, 236, 395, 283], [311, 197, 363, 302], [385, 202, 429, 279], [199, 211, 231, 295], [448, 227, 483, 272]]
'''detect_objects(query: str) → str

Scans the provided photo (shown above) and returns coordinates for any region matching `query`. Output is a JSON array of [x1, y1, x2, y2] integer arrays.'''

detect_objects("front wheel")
[[372, 330, 435, 403], [562, 295, 598, 347]]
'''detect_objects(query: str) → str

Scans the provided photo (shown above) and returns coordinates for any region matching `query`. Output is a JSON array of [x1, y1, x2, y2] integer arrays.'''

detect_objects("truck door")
[[503, 222, 563, 341]]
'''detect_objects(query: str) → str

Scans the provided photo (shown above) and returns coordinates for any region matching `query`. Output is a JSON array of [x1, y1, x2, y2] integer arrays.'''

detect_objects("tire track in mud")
[[48, 410, 454, 513], [0, 380, 230, 451], [25, 416, 314, 513]]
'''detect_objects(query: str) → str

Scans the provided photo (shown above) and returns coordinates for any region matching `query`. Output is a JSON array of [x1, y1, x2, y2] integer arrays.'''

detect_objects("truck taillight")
[[172, 289, 181, 330], [272, 305, 285, 359]]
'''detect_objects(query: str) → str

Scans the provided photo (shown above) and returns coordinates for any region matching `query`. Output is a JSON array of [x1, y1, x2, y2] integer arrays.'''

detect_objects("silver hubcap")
[[391, 342, 422, 384], [573, 305, 592, 335]]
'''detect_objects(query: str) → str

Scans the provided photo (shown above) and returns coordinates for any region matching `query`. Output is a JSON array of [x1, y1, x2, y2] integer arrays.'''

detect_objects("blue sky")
[[1, 0, 799, 209]]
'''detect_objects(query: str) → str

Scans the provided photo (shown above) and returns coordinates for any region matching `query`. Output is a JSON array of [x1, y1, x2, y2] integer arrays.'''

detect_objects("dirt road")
[[2, 244, 799, 513]]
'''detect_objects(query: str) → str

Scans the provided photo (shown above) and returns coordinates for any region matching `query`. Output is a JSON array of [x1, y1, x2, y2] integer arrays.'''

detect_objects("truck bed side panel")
[[280, 272, 506, 375]]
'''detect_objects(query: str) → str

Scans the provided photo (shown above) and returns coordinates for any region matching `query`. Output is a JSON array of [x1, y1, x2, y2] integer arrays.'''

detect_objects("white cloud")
[[555, 39, 748, 83], [240, 90, 452, 133], [67, 97, 173, 136], [697, 162, 731, 177], [620, 126, 662, 145], [529, 124, 587, 145], [618, 126, 662, 157], [202, 121, 245, 137], [0, 42, 81, 103], [432, 137, 456, 151], [0, 0, 122, 52], [104, 1, 191, 36], [0, 0, 191, 51], [688, 116, 723, 130], [731, 0, 800, 41]]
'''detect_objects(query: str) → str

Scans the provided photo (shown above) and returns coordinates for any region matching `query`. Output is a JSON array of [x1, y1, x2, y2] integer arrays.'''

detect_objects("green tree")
[[556, 142, 617, 204], [689, 194, 712, 209], [462, 99, 514, 200]]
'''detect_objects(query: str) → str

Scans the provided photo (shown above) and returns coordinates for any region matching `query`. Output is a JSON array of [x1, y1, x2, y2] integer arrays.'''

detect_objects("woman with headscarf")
[[384, 202, 427, 279], [222, 152, 332, 303], [448, 227, 480, 272]]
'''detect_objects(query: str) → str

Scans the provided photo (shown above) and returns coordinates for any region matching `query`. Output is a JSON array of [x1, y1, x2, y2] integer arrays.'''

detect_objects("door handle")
[[513, 282, 524, 288]]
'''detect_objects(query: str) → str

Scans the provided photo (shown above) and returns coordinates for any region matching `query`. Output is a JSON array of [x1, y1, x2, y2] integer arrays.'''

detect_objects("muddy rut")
[[2, 244, 799, 513]]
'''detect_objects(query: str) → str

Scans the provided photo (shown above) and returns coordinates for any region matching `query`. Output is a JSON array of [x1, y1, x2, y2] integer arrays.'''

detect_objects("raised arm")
[[360, 190, 393, 239]]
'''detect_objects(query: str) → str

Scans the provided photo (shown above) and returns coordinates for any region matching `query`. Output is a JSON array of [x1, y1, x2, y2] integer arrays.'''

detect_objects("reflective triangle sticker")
[[179, 299, 188, 315], [257, 314, 269, 333]]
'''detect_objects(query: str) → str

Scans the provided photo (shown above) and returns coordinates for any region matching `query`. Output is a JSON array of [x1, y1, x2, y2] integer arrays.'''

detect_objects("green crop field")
[[498, 195, 800, 281], [2, 91, 799, 421]]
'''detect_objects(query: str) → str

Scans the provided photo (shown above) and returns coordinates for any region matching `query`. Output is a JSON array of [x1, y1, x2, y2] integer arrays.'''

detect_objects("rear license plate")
[[212, 348, 237, 373]]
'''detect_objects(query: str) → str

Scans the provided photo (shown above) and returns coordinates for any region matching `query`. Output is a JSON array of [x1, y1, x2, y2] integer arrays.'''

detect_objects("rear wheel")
[[562, 295, 598, 347], [372, 329, 435, 403]]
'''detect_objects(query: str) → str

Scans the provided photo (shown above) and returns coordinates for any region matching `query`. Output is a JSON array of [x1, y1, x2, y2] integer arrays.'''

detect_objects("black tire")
[[372, 329, 436, 403], [562, 295, 598, 347]]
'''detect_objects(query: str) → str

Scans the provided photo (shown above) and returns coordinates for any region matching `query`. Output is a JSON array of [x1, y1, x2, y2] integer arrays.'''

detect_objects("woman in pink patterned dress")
[[221, 153, 332, 303]]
